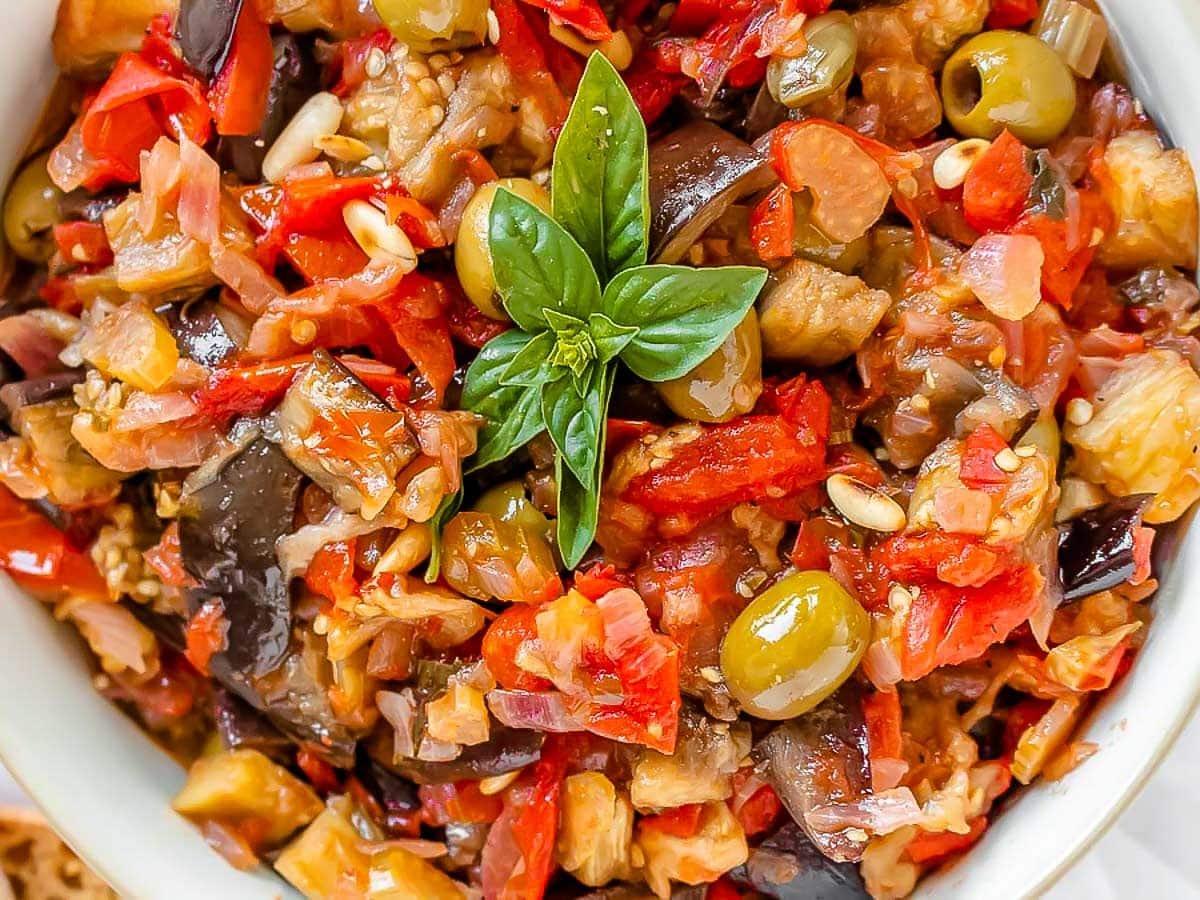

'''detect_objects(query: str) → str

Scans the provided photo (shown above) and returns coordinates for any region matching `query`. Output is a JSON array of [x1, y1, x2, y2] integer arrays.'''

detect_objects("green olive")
[[371, 0, 489, 51], [655, 309, 763, 423], [3, 153, 64, 263], [941, 31, 1077, 146], [455, 178, 551, 320], [792, 192, 870, 274], [474, 479, 551, 540], [766, 12, 857, 110], [720, 570, 869, 720]]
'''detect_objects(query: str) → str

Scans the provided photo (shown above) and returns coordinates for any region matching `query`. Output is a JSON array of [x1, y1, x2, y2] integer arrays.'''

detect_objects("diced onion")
[[486, 689, 587, 733], [960, 233, 1045, 321]]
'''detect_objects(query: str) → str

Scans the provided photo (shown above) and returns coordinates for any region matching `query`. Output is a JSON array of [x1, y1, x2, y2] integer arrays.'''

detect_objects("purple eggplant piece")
[[731, 820, 869, 899], [0, 371, 85, 422], [178, 0, 242, 82], [354, 753, 422, 835], [213, 686, 293, 762], [157, 297, 240, 367], [369, 723, 544, 785], [1057, 495, 1154, 602], [753, 684, 872, 863]]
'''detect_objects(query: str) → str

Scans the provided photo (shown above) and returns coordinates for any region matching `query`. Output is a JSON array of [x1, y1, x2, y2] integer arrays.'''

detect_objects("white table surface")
[[2, 719, 1198, 897]]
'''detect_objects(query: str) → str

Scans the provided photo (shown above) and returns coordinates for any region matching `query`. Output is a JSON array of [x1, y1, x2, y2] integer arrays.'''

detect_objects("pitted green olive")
[[3, 153, 64, 263], [455, 178, 551, 321], [656, 309, 763, 423], [474, 479, 551, 540], [766, 13, 857, 110], [371, 0, 489, 51], [941, 31, 1077, 146], [720, 570, 869, 720]]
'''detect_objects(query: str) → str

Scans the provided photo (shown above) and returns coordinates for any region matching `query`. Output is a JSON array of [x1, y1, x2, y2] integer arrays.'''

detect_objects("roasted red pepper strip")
[[419, 781, 505, 825], [519, 0, 613, 40], [962, 130, 1032, 234], [53, 221, 113, 268], [184, 598, 228, 676], [209, 0, 274, 136], [482, 604, 555, 692], [987, 0, 1038, 28], [305, 540, 358, 604], [0, 487, 106, 598], [639, 803, 705, 838], [295, 748, 342, 794], [143, 522, 200, 588], [622, 49, 688, 124], [958, 423, 1011, 492], [749, 183, 794, 261], [330, 30, 396, 97], [492, 0, 570, 129], [79, 52, 212, 188], [905, 817, 988, 864]]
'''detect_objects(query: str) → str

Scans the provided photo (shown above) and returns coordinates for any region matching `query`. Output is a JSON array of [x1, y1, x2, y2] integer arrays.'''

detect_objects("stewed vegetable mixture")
[[3, 0, 1198, 896]]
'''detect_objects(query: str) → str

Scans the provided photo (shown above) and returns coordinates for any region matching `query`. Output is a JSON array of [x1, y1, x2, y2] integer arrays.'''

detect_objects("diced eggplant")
[[730, 821, 869, 899], [648, 121, 775, 264], [1057, 494, 1154, 601], [213, 686, 293, 762], [278, 350, 418, 520], [369, 723, 544, 785], [9, 399, 126, 505], [0, 372, 84, 422], [179, 437, 303, 679], [178, 0, 242, 82], [122, 599, 187, 653], [753, 684, 871, 863], [217, 34, 321, 182], [157, 297, 243, 367], [354, 751, 421, 835]]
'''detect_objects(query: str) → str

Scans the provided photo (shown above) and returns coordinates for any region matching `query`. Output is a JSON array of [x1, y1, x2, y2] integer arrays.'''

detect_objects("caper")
[[474, 480, 551, 540], [941, 31, 1077, 146], [371, 0, 489, 52], [655, 309, 763, 423], [766, 13, 857, 110], [3, 153, 64, 263], [455, 178, 551, 320], [720, 570, 869, 720]]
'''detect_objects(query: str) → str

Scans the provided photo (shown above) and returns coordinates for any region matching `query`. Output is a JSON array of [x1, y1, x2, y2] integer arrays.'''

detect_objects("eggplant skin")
[[1057, 494, 1153, 602], [180, 437, 304, 679], [369, 724, 544, 785], [177, 0, 242, 82], [731, 821, 870, 899]]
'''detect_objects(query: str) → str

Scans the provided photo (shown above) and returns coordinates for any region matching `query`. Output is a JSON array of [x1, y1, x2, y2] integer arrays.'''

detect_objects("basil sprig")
[[461, 53, 767, 567]]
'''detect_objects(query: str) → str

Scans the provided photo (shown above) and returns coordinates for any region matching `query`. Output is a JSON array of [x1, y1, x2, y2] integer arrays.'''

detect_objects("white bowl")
[[2, 2, 1200, 898]]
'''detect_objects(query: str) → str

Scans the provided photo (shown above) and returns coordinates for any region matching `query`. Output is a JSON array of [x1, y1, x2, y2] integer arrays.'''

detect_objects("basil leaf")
[[462, 330, 547, 472], [500, 330, 558, 388], [588, 312, 639, 363], [604, 264, 768, 381], [554, 365, 614, 568], [490, 189, 602, 333], [542, 364, 605, 485], [424, 490, 462, 583], [552, 52, 649, 284]]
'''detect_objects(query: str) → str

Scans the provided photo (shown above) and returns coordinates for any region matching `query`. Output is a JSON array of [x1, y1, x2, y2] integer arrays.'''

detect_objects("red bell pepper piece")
[[670, 0, 725, 33], [330, 30, 396, 98], [987, 0, 1038, 28], [640, 804, 705, 838], [184, 599, 228, 676], [750, 183, 794, 261], [445, 279, 511, 348], [482, 603, 556, 692], [874, 529, 1014, 589], [962, 130, 1032, 234], [79, 52, 212, 188], [419, 781, 505, 826], [209, 1, 274, 136], [53, 221, 113, 268], [143, 522, 199, 588], [295, 748, 342, 794], [623, 49, 688, 124], [574, 562, 632, 600], [730, 779, 783, 838], [959, 423, 1011, 492], [492, 0, 569, 129], [905, 817, 988, 864], [0, 487, 107, 598], [863, 689, 904, 761], [519, 0, 613, 40], [305, 539, 359, 604]]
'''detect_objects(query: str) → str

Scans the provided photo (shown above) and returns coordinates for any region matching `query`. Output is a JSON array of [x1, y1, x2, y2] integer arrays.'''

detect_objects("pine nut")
[[343, 199, 418, 270], [479, 770, 521, 795], [262, 92, 344, 183], [313, 133, 373, 163], [932, 138, 992, 190], [826, 474, 907, 532], [373, 524, 433, 576], [1066, 397, 1094, 426], [993, 448, 1021, 472]]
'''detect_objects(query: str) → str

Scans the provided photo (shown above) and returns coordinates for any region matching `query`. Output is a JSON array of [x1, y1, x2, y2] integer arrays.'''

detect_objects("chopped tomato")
[[574, 562, 631, 600], [209, 1, 273, 135], [1011, 188, 1111, 308], [987, 0, 1038, 27], [77, 52, 212, 189], [483, 604, 555, 692], [670, 0, 725, 33], [874, 529, 1013, 590], [962, 130, 1032, 234], [750, 183, 795, 261], [622, 48, 688, 124], [491, 0, 569, 129], [898, 563, 1043, 680], [305, 540, 358, 604], [419, 781, 504, 826], [184, 599, 228, 676], [789, 515, 852, 572], [143, 522, 200, 588], [0, 488, 106, 598], [623, 376, 830, 522], [730, 778, 782, 838], [905, 817, 988, 864], [296, 748, 342, 794], [706, 879, 745, 900], [519, 0, 613, 40], [958, 423, 1011, 492], [52, 221, 113, 268], [863, 689, 904, 761], [639, 803, 704, 838], [445, 279, 510, 348]]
